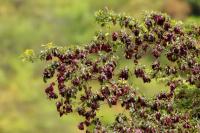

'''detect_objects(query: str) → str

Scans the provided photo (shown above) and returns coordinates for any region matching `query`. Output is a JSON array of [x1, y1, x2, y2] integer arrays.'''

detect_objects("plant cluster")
[[22, 9, 200, 132]]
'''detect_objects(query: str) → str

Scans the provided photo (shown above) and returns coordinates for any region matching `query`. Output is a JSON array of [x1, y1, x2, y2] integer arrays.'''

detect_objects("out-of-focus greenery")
[[185, 16, 200, 25], [187, 0, 200, 15], [0, 0, 199, 133]]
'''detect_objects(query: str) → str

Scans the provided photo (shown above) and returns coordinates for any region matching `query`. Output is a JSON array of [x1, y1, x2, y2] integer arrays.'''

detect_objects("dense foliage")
[[23, 9, 200, 132]]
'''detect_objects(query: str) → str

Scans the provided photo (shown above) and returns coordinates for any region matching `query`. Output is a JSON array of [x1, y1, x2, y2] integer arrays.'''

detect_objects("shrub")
[[22, 9, 200, 132]]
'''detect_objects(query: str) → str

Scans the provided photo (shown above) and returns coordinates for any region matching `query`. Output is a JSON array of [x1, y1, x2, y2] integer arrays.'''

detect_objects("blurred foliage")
[[187, 0, 200, 15], [185, 16, 200, 25], [162, 0, 191, 19], [0, 0, 199, 133]]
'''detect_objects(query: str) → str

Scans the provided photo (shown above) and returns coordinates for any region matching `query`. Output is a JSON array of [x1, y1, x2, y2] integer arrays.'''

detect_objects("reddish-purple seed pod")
[[112, 32, 118, 41]]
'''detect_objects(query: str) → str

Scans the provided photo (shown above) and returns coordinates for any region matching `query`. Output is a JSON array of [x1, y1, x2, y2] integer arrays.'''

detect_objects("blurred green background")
[[0, 0, 199, 133]]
